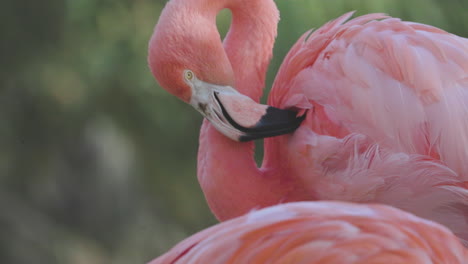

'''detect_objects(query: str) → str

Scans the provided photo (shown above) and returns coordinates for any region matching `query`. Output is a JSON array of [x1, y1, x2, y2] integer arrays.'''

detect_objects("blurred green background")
[[1, 0, 467, 263]]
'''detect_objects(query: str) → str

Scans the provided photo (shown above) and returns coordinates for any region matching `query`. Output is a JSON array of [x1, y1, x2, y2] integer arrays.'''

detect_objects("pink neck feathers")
[[193, 0, 285, 220]]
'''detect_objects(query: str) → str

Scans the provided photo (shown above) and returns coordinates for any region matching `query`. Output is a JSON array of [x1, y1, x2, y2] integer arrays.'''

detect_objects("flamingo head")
[[148, 3, 305, 141]]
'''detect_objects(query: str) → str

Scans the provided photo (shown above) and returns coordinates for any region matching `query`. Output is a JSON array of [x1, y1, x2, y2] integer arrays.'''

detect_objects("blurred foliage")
[[1, 0, 466, 263]]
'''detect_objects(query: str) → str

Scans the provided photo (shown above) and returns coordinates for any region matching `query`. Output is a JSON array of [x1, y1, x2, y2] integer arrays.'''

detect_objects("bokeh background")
[[2, 0, 467, 263]]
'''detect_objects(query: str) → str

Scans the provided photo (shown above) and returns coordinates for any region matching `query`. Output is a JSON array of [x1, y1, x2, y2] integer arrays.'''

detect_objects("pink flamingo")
[[149, 201, 468, 263], [148, 0, 468, 241]]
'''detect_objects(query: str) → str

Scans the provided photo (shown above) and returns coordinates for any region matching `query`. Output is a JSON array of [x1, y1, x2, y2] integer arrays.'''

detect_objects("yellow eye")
[[185, 70, 194, 80]]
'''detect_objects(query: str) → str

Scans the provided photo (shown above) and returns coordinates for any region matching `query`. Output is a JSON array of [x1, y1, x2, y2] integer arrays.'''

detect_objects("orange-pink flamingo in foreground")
[[149, 202, 468, 263], [148, 0, 468, 241]]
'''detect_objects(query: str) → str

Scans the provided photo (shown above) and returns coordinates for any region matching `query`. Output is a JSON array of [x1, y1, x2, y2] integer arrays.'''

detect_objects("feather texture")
[[149, 202, 468, 264], [265, 13, 468, 243]]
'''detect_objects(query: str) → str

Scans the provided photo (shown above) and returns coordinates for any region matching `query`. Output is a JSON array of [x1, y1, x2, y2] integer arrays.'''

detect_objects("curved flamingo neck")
[[195, 0, 285, 221], [174, 0, 278, 100], [223, 0, 278, 101], [199, 122, 284, 221]]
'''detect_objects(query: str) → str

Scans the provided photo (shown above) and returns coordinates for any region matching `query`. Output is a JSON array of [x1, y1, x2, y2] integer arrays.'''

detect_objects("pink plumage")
[[149, 202, 468, 263], [148, 0, 468, 244]]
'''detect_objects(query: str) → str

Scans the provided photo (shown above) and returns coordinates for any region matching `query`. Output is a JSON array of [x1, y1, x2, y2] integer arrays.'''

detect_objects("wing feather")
[[150, 202, 468, 263], [270, 13, 468, 176]]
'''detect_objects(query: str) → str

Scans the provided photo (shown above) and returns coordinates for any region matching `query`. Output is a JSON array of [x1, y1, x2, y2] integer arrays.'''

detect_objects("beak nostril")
[[198, 103, 208, 114]]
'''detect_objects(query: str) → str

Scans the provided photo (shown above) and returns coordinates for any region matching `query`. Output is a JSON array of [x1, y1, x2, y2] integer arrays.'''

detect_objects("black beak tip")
[[238, 107, 307, 141]]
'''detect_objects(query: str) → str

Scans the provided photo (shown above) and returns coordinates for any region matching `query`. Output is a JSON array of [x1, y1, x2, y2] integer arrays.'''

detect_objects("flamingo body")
[[148, 0, 468, 242], [266, 12, 468, 241], [149, 202, 468, 264]]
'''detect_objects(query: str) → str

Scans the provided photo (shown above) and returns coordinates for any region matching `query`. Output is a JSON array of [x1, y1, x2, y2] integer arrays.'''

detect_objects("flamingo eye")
[[184, 70, 194, 80]]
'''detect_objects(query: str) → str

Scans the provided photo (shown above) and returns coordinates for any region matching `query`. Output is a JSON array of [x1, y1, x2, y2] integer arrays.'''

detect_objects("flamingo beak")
[[186, 74, 305, 141], [212, 92, 306, 141]]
